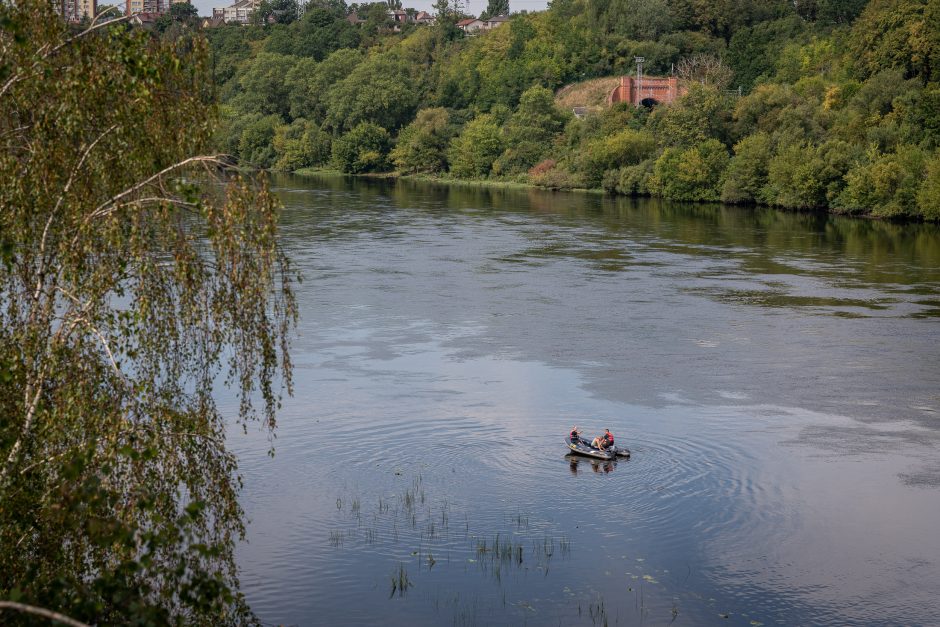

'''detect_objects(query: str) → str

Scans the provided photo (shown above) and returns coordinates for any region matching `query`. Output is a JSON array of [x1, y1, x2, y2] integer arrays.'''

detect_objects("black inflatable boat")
[[566, 436, 630, 460]]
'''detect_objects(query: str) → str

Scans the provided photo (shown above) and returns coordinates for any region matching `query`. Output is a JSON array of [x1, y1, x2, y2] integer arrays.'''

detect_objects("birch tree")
[[0, 2, 296, 623]]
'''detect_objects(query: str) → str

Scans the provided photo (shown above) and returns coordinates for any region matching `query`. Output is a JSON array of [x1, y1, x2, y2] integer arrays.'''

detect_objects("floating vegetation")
[[453, 600, 478, 627], [323, 468, 750, 625], [475, 533, 521, 562], [533, 535, 555, 561], [323, 473, 605, 621], [588, 596, 608, 627], [389, 562, 412, 597]]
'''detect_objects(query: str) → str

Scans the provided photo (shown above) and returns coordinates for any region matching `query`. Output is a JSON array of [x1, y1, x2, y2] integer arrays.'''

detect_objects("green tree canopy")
[[230, 51, 295, 119], [482, 0, 510, 19], [155, 1, 199, 32], [286, 48, 364, 122], [850, 0, 940, 82], [449, 114, 504, 178], [0, 2, 296, 623], [290, 7, 361, 59], [390, 107, 455, 173], [323, 53, 421, 132], [332, 121, 392, 172]]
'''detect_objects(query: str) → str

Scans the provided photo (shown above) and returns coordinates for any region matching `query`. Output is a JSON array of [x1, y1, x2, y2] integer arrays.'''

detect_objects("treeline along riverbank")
[[208, 0, 940, 220]]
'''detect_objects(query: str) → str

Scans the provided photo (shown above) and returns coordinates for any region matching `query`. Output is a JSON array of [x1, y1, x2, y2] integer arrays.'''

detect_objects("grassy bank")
[[291, 167, 606, 195]]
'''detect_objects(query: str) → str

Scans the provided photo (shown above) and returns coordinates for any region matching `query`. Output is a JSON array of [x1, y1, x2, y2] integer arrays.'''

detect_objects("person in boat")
[[569, 426, 581, 444], [591, 429, 614, 451]]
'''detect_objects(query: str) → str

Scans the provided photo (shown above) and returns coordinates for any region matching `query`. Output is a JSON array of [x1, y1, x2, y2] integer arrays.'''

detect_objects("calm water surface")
[[231, 175, 940, 626]]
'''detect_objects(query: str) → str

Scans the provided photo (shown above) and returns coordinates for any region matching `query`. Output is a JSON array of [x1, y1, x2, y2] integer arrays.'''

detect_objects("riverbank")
[[289, 167, 926, 223], [294, 167, 606, 194]]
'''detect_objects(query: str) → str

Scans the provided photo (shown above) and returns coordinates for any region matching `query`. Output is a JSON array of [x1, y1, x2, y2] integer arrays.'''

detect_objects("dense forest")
[[206, 0, 940, 220]]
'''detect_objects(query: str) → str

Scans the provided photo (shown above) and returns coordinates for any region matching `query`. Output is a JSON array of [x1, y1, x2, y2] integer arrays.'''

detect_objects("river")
[[230, 174, 940, 626]]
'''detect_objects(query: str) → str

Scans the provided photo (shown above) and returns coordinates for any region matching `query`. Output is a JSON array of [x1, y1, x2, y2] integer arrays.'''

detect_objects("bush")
[[721, 132, 772, 203], [528, 161, 584, 189], [273, 119, 331, 171], [448, 115, 504, 179], [762, 140, 859, 209], [916, 154, 940, 220], [238, 113, 283, 168], [734, 83, 803, 137], [391, 107, 454, 174], [581, 128, 657, 185], [837, 145, 927, 217], [495, 86, 571, 175], [529, 159, 557, 176], [648, 84, 734, 148], [493, 141, 550, 176], [605, 160, 655, 195], [331, 122, 391, 173], [649, 139, 729, 201]]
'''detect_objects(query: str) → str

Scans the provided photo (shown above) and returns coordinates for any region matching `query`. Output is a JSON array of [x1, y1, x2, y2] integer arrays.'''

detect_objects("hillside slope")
[[554, 77, 620, 109]]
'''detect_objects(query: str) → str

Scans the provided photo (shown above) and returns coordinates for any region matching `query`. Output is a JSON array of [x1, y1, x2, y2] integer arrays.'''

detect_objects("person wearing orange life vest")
[[591, 428, 614, 451], [570, 426, 581, 444]]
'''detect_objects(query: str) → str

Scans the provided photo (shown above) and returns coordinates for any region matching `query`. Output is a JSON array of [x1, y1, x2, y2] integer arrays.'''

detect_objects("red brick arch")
[[608, 76, 687, 106]]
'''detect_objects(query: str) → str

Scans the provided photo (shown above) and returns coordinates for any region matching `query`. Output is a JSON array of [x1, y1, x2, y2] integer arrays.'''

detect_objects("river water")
[[231, 174, 940, 626]]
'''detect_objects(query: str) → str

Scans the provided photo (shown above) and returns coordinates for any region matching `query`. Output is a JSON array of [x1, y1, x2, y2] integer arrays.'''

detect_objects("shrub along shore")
[[210, 0, 940, 221]]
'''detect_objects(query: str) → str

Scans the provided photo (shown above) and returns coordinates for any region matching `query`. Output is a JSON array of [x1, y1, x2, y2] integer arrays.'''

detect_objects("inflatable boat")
[[566, 436, 630, 460]]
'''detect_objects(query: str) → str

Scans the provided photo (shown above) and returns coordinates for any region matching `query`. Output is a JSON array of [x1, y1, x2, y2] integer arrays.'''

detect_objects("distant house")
[[202, 15, 225, 27], [211, 0, 260, 24], [345, 7, 434, 28], [482, 14, 509, 29], [457, 15, 507, 33], [126, 0, 187, 16], [386, 8, 408, 31], [129, 11, 161, 28], [413, 10, 434, 24], [457, 18, 484, 33]]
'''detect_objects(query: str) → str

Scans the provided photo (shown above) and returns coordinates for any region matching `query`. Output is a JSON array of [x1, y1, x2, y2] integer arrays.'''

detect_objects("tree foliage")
[[155, 1, 199, 33], [482, 0, 510, 19], [449, 114, 504, 178], [0, 2, 296, 623], [331, 121, 392, 172], [323, 53, 420, 132], [849, 0, 940, 81], [391, 107, 455, 173], [649, 139, 729, 200], [205, 0, 940, 219]]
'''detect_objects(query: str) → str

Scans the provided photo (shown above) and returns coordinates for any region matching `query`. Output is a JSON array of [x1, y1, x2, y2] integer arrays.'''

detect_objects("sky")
[[191, 0, 550, 19]]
